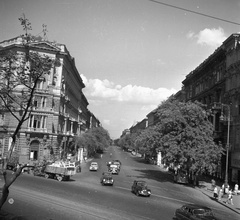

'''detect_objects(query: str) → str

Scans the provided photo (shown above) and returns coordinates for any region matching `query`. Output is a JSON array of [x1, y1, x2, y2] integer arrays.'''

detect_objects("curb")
[[197, 187, 240, 215]]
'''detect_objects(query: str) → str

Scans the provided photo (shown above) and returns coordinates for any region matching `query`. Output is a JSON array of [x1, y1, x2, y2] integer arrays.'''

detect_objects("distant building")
[[129, 118, 148, 134]]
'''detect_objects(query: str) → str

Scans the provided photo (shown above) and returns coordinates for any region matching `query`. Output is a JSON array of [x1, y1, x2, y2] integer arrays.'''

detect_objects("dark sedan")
[[100, 172, 114, 186], [131, 180, 151, 197], [174, 204, 218, 220]]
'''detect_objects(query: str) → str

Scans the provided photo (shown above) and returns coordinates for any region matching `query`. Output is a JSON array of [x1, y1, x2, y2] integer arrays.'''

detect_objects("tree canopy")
[[119, 97, 224, 175], [76, 127, 111, 156], [154, 98, 224, 174]]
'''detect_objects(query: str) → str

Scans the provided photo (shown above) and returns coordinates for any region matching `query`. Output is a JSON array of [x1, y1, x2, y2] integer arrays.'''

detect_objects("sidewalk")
[[196, 180, 240, 215], [155, 164, 240, 215]]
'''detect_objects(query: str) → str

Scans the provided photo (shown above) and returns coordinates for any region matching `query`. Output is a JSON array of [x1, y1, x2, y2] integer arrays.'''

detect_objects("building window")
[[28, 114, 47, 130], [41, 96, 47, 108], [0, 114, 4, 125], [33, 96, 47, 108], [36, 80, 43, 89]]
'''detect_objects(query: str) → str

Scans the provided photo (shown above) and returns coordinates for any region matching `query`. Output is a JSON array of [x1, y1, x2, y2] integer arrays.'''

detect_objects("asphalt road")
[[1, 146, 239, 220]]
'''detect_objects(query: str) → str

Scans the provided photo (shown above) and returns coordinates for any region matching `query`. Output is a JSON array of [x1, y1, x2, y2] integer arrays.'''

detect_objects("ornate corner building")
[[0, 37, 100, 164], [181, 33, 240, 184]]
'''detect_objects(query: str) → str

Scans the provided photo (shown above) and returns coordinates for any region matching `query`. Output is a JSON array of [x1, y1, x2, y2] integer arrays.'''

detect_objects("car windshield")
[[193, 209, 213, 216], [138, 182, 147, 187], [193, 209, 205, 215], [91, 163, 97, 166], [202, 210, 214, 216]]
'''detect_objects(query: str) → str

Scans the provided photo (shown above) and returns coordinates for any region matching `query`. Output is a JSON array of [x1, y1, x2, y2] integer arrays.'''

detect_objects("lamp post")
[[220, 104, 230, 186]]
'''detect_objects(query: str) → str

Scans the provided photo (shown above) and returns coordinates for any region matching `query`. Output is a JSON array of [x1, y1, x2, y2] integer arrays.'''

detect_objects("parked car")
[[89, 162, 98, 171], [131, 180, 151, 197], [100, 172, 114, 186], [174, 204, 218, 220], [174, 169, 189, 184]]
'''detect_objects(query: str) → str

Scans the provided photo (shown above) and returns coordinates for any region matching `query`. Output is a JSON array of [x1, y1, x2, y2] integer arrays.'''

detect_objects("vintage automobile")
[[89, 162, 98, 171], [131, 180, 151, 197], [174, 204, 218, 220], [100, 172, 114, 186], [174, 169, 189, 184], [108, 164, 119, 174], [112, 160, 121, 171]]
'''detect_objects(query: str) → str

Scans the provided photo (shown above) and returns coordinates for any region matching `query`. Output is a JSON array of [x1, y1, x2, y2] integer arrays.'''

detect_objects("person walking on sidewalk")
[[218, 188, 223, 201], [234, 183, 239, 195], [225, 189, 234, 205], [211, 179, 216, 190], [213, 186, 218, 200]]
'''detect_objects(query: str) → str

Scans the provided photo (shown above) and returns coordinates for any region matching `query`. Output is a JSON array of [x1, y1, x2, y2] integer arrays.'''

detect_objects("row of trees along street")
[[117, 97, 225, 182], [0, 15, 111, 211]]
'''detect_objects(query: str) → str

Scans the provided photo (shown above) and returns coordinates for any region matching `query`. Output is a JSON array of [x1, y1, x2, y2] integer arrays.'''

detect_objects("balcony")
[[27, 127, 48, 133], [32, 106, 53, 112], [211, 102, 222, 112]]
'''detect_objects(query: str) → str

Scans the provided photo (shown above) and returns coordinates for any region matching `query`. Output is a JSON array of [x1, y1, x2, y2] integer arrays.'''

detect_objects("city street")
[[1, 146, 239, 220]]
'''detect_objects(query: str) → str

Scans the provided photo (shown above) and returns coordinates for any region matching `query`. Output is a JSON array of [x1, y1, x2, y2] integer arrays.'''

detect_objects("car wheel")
[[57, 175, 63, 182], [44, 173, 49, 179], [136, 191, 140, 196]]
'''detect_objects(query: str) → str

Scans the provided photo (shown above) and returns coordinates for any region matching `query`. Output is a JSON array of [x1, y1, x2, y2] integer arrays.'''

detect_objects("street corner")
[[196, 184, 240, 215], [217, 195, 240, 215]]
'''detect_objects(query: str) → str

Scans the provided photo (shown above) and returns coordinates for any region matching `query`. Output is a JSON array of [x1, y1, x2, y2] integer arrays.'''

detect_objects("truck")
[[35, 160, 77, 181]]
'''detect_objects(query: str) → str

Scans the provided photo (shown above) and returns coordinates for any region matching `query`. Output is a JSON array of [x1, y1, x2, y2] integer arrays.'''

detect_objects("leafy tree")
[[0, 15, 59, 209], [89, 127, 111, 152], [76, 127, 111, 157], [154, 97, 224, 175], [135, 126, 161, 157], [118, 133, 132, 151]]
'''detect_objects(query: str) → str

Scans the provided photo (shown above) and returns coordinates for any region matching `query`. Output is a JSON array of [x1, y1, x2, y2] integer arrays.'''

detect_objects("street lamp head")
[[220, 114, 224, 121]]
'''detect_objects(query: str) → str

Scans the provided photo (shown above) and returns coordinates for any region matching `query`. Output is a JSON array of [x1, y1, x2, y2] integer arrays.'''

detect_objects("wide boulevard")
[[2, 146, 239, 220]]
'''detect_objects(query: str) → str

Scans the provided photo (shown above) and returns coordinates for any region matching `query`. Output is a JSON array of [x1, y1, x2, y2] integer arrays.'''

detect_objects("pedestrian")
[[224, 183, 230, 194], [225, 189, 234, 205], [211, 179, 216, 190], [234, 183, 239, 195], [218, 188, 223, 201], [213, 186, 218, 200]]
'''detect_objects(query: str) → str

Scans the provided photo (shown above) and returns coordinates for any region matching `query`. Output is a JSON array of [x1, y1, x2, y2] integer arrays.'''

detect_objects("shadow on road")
[[131, 156, 199, 190]]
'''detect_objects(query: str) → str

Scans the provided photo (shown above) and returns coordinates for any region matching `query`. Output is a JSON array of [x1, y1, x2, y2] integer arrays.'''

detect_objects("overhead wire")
[[148, 0, 240, 26]]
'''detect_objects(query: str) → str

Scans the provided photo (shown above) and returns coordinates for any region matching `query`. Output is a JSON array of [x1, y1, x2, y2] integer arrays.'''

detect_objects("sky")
[[1, 0, 240, 139]]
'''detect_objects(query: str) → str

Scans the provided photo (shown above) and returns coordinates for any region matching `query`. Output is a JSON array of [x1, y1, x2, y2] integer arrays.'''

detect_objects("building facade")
[[182, 33, 240, 184], [0, 37, 99, 165]]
